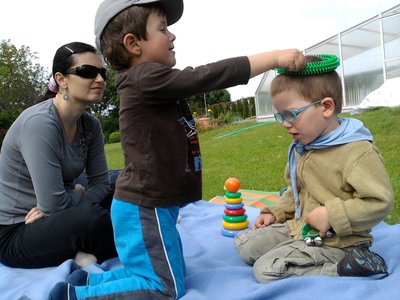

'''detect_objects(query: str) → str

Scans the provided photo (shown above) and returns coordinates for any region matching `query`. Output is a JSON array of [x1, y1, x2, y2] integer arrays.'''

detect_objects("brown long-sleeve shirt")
[[114, 57, 250, 207]]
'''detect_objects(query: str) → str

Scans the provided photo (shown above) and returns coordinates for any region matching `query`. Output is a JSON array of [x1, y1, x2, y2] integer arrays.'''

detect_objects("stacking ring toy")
[[221, 227, 240, 238], [223, 214, 248, 223], [224, 208, 246, 216], [222, 220, 249, 230], [224, 203, 244, 210], [225, 192, 241, 198], [224, 197, 243, 204]]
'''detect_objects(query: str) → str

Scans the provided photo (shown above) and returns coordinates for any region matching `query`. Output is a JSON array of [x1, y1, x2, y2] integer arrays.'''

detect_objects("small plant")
[[108, 131, 121, 143]]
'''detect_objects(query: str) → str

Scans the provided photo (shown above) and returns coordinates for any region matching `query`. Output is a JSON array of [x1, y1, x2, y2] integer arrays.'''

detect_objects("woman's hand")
[[74, 183, 86, 198], [252, 213, 276, 229], [25, 207, 43, 224]]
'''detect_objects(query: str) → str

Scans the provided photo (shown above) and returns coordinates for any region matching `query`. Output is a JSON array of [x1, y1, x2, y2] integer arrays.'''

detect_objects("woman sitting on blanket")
[[0, 42, 117, 268]]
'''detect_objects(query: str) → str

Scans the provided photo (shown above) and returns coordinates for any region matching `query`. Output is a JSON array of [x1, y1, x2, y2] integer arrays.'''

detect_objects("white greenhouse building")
[[255, 4, 400, 120]]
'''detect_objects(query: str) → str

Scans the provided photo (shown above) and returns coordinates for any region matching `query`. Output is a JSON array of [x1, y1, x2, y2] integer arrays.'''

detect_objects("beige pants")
[[234, 223, 348, 283]]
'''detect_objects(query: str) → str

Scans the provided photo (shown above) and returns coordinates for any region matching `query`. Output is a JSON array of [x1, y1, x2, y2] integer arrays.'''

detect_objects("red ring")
[[224, 208, 246, 216]]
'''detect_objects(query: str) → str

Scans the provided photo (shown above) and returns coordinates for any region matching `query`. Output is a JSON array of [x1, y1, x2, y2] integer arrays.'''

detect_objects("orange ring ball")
[[224, 178, 241, 193]]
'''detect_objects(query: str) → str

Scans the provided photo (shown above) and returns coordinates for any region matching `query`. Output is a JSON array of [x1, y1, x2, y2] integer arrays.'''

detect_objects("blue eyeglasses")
[[274, 100, 322, 124]]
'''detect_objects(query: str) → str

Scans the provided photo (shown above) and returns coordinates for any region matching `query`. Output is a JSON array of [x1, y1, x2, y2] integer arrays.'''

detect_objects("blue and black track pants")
[[74, 199, 185, 299]]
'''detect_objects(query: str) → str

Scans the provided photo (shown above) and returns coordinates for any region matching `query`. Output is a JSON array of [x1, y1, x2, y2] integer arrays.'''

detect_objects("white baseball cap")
[[94, 0, 184, 50]]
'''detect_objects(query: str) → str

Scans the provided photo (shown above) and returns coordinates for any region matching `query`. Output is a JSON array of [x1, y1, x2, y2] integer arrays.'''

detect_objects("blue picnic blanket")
[[1, 200, 399, 300]]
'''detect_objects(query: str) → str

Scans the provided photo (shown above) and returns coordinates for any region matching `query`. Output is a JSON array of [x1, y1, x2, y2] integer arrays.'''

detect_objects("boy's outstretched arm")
[[248, 49, 306, 78]]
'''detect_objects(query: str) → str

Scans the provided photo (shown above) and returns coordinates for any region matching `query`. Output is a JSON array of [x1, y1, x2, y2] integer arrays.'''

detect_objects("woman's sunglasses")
[[66, 65, 108, 80]]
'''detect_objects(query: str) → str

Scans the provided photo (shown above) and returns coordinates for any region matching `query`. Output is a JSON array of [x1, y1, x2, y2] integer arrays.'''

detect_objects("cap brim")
[[160, 0, 183, 26]]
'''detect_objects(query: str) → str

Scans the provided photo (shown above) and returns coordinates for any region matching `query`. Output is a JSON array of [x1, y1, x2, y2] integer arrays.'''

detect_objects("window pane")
[[383, 15, 400, 58], [386, 60, 400, 79], [341, 20, 384, 106]]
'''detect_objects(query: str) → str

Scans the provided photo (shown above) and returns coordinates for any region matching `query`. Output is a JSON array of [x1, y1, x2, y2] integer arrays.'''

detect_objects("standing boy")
[[49, 0, 305, 298], [235, 55, 393, 283]]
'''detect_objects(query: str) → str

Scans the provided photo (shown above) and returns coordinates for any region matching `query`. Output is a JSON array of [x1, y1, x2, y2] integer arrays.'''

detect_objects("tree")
[[242, 98, 249, 119], [0, 39, 48, 119], [188, 89, 231, 115], [88, 68, 120, 142], [89, 68, 119, 118]]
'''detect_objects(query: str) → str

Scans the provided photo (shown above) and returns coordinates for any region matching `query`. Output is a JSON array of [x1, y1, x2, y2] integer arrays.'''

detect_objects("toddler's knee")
[[252, 259, 281, 283]]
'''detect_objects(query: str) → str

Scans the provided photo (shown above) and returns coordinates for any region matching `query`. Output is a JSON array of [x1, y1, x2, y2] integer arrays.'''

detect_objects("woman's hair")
[[100, 3, 165, 71], [270, 55, 343, 114], [42, 42, 98, 100]]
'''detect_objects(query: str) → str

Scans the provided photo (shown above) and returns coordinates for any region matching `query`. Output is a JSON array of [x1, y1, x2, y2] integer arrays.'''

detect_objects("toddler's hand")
[[275, 49, 306, 71], [304, 206, 331, 237], [252, 213, 276, 229]]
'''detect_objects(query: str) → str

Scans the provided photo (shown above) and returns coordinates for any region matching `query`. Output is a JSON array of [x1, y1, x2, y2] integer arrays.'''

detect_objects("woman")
[[0, 42, 117, 268]]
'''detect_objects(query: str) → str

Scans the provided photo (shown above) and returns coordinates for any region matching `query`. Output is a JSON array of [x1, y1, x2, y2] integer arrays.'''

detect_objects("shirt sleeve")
[[325, 146, 394, 236], [19, 115, 81, 216], [121, 56, 251, 105], [79, 116, 110, 204]]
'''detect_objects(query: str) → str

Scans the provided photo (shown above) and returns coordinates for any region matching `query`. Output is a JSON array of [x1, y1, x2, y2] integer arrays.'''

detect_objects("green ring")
[[276, 54, 340, 76], [225, 191, 241, 198], [223, 214, 248, 223]]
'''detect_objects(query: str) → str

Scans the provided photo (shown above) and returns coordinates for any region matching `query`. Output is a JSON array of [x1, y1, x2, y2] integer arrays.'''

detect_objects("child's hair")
[[100, 3, 166, 71], [270, 55, 343, 114], [42, 42, 98, 100]]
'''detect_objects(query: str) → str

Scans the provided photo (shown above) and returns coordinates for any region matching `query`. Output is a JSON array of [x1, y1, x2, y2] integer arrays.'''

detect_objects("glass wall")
[[383, 12, 400, 79], [255, 4, 400, 120]]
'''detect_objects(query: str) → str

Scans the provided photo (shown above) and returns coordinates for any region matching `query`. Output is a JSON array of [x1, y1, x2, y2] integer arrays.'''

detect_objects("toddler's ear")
[[321, 97, 336, 117], [123, 33, 141, 56]]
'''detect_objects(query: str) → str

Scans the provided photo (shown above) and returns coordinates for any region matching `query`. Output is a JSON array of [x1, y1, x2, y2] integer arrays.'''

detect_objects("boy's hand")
[[276, 49, 306, 71], [304, 206, 331, 237], [248, 49, 306, 77], [252, 213, 276, 229]]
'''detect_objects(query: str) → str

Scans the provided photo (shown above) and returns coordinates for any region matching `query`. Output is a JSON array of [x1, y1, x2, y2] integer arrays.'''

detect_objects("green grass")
[[104, 107, 400, 224]]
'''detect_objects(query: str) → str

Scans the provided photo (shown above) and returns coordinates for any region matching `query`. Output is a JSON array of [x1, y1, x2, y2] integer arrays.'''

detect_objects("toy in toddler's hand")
[[302, 224, 322, 246], [301, 223, 335, 246], [221, 178, 249, 237]]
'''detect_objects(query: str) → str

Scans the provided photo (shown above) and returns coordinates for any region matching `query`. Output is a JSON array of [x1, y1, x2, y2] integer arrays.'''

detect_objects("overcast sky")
[[0, 0, 398, 100]]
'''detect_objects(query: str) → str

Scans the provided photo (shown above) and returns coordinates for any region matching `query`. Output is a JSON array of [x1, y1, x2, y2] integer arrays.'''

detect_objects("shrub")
[[0, 128, 7, 151], [108, 131, 121, 143], [0, 112, 15, 129]]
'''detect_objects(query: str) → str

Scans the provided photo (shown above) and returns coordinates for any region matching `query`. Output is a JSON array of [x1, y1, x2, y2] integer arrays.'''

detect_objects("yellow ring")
[[222, 220, 249, 230], [224, 197, 243, 204]]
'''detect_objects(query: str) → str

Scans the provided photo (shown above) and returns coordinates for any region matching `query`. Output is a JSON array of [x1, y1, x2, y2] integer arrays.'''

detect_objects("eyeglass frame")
[[65, 65, 108, 81], [274, 99, 322, 124]]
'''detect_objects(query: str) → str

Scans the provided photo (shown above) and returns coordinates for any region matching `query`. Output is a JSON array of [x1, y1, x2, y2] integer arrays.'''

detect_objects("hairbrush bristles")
[[276, 54, 340, 76]]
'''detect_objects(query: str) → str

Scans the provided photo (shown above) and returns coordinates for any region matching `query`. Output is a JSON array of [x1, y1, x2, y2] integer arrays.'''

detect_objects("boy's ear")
[[321, 97, 336, 117], [123, 33, 141, 56]]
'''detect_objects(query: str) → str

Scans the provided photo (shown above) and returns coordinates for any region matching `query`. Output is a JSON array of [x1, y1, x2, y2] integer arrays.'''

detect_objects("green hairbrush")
[[276, 54, 340, 76]]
